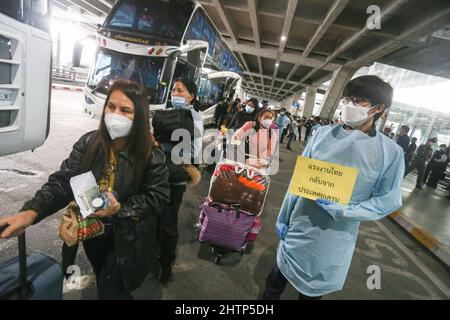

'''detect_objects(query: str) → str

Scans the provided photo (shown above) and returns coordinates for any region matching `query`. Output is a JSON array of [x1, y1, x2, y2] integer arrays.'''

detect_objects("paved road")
[[0, 90, 449, 300]]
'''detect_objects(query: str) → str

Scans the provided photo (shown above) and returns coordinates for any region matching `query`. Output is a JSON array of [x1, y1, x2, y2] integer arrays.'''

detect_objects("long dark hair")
[[173, 77, 200, 111], [84, 80, 153, 187]]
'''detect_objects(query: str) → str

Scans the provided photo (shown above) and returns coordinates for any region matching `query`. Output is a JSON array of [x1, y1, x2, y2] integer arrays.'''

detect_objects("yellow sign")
[[288, 156, 359, 205]]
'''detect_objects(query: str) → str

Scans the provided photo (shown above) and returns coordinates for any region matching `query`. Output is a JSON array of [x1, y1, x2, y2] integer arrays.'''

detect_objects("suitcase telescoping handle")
[[0, 224, 29, 299]]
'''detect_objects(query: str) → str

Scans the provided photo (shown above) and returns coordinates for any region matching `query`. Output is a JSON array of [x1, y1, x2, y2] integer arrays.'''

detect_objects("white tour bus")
[[83, 0, 243, 125], [0, 0, 52, 156]]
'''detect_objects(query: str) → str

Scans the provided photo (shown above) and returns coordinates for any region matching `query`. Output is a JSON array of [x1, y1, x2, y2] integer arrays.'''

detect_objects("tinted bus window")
[[87, 47, 167, 105], [0, 0, 23, 21], [106, 0, 194, 44], [185, 9, 243, 75], [0, 0, 50, 32], [28, 0, 50, 32]]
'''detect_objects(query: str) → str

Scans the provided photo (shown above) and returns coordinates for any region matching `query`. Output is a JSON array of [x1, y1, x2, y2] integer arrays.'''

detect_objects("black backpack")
[[152, 108, 195, 144]]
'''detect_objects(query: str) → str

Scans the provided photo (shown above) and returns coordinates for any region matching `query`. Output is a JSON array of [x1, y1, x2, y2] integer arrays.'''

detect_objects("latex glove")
[[315, 198, 349, 220], [275, 222, 289, 241]]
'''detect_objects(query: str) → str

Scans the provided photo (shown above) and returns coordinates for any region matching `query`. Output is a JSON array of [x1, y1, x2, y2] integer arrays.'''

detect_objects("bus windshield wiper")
[[91, 76, 110, 94]]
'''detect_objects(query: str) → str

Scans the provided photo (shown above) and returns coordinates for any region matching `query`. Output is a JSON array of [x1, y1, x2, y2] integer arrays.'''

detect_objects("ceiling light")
[[275, 63, 280, 67], [281, 36, 287, 41]]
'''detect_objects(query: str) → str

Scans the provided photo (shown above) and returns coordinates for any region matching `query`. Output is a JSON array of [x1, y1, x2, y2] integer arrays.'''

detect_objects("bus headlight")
[[84, 94, 94, 105]]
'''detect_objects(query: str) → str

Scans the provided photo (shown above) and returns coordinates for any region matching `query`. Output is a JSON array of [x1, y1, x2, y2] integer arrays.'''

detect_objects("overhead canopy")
[[52, 0, 450, 101]]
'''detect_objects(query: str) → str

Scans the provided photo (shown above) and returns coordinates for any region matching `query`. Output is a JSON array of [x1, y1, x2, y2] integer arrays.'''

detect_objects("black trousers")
[[158, 184, 187, 266], [62, 243, 79, 279], [280, 128, 289, 143], [423, 161, 434, 184], [286, 132, 297, 149], [427, 168, 445, 188], [263, 266, 322, 300], [404, 155, 413, 169], [83, 228, 133, 300], [404, 159, 426, 187]]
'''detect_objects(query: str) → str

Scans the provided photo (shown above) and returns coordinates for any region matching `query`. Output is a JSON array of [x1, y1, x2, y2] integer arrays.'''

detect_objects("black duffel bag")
[[152, 108, 195, 143]]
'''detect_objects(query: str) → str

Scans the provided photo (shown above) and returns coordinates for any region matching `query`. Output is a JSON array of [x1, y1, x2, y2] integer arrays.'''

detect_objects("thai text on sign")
[[288, 156, 359, 205]]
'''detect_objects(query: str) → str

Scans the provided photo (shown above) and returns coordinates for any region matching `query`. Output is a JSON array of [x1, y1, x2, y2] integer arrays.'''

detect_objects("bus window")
[[87, 47, 166, 105], [198, 78, 225, 111], [0, 1, 23, 21], [109, 1, 135, 28], [31, 0, 49, 16], [105, 0, 194, 44], [173, 59, 197, 82], [27, 0, 50, 32]]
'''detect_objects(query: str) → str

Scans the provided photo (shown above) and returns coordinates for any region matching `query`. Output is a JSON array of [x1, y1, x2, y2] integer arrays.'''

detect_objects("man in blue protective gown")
[[262, 75, 405, 300]]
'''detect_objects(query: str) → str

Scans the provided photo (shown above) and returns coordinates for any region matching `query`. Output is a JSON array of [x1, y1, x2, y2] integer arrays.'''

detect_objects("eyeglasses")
[[341, 96, 371, 107]]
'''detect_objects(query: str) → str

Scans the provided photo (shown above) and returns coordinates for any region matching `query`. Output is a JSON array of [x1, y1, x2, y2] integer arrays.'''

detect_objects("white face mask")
[[261, 119, 273, 128], [104, 112, 133, 140], [245, 105, 255, 113], [341, 103, 374, 127]]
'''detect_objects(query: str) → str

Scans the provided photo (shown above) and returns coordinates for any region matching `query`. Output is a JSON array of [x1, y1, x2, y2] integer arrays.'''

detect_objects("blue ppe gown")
[[276, 124, 405, 296]]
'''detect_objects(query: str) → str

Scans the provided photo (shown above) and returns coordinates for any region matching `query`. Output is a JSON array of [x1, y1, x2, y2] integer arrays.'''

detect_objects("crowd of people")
[[0, 74, 447, 301], [398, 128, 450, 192]]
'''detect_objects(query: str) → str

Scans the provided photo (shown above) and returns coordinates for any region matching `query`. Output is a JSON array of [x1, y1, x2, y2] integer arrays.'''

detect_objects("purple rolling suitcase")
[[199, 202, 256, 252]]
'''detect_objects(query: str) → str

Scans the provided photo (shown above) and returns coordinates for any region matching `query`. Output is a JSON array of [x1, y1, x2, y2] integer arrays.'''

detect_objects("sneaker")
[[415, 185, 423, 190]]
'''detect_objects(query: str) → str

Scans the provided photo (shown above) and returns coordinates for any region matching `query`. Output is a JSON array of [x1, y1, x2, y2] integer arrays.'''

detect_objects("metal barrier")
[[51, 64, 87, 86]]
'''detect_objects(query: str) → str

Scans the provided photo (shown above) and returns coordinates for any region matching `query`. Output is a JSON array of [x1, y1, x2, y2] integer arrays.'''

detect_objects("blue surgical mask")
[[172, 96, 186, 109]]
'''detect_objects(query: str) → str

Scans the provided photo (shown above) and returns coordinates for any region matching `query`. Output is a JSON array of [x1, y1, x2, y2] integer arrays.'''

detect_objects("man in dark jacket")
[[396, 125, 410, 153], [424, 144, 448, 188], [304, 117, 315, 140], [404, 138, 434, 189], [405, 137, 417, 168]]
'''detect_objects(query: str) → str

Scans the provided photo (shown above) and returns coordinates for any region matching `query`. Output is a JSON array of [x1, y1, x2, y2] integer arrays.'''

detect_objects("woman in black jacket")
[[227, 97, 259, 131], [0, 80, 170, 299]]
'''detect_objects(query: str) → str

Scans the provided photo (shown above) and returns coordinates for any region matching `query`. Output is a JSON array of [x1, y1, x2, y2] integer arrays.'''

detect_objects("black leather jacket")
[[21, 131, 170, 291]]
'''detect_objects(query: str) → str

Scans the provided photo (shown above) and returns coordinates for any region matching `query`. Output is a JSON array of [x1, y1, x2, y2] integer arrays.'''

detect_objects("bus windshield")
[[87, 47, 167, 105], [105, 0, 194, 44], [0, 0, 50, 32]]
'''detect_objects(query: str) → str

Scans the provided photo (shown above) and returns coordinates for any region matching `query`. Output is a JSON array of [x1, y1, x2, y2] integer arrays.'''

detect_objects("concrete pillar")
[[285, 96, 294, 110], [56, 29, 61, 66], [423, 111, 438, 142], [303, 85, 317, 119], [318, 66, 357, 120], [72, 39, 83, 67], [291, 92, 301, 114]]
